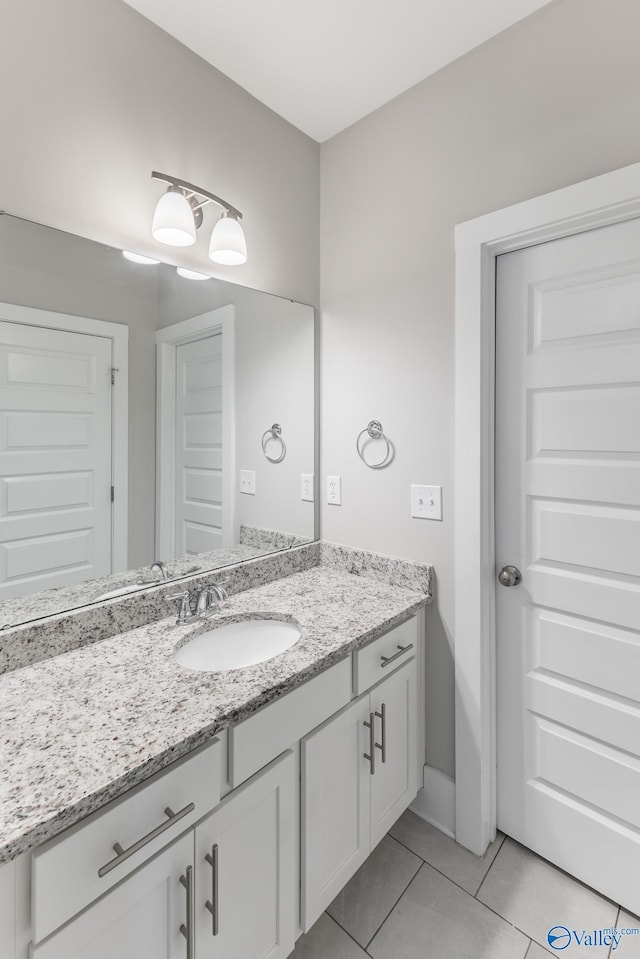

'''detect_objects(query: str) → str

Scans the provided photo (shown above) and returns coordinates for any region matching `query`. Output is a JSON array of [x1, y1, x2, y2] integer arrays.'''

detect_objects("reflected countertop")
[[0, 564, 430, 863]]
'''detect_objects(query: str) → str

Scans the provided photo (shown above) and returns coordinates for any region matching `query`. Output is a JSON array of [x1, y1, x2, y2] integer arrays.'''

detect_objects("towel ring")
[[262, 423, 286, 463], [356, 420, 394, 469]]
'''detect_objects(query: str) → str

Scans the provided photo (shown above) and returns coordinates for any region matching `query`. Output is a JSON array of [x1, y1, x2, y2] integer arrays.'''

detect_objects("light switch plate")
[[301, 473, 314, 502], [411, 484, 442, 520], [240, 469, 256, 495], [326, 475, 342, 506]]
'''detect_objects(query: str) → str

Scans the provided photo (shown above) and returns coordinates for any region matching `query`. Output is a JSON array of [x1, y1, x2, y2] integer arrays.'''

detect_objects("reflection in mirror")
[[0, 214, 316, 628]]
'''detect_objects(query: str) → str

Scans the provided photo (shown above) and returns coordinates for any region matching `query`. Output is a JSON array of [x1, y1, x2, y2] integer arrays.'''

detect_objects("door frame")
[[0, 301, 129, 572], [155, 306, 235, 560], [454, 160, 640, 856]]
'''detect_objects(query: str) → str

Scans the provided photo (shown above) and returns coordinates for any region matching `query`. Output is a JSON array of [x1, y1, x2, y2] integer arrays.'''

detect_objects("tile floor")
[[291, 810, 640, 959]]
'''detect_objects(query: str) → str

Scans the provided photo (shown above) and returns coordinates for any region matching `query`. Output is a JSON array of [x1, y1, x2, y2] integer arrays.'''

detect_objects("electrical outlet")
[[301, 473, 314, 502], [411, 484, 442, 520], [327, 475, 342, 506], [240, 469, 256, 495]]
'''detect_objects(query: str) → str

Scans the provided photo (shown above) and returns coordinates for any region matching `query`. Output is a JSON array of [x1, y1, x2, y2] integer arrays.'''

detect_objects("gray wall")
[[320, 0, 640, 778], [0, 0, 319, 307]]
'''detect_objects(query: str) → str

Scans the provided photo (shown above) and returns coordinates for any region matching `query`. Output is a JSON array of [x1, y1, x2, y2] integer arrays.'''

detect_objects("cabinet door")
[[300, 696, 371, 932], [370, 659, 418, 848], [194, 751, 295, 959], [31, 832, 193, 959]]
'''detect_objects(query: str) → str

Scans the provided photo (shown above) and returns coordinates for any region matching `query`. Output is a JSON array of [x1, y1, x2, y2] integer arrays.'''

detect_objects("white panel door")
[[0, 319, 112, 598], [175, 334, 223, 556], [31, 832, 193, 959], [496, 217, 640, 913], [195, 751, 295, 959]]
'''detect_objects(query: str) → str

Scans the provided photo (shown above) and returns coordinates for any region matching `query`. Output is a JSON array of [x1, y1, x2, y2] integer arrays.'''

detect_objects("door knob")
[[498, 565, 522, 587]]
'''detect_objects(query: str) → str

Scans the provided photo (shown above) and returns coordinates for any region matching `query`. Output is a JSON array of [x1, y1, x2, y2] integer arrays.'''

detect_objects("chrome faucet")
[[167, 581, 228, 624], [150, 560, 169, 581], [167, 589, 193, 624]]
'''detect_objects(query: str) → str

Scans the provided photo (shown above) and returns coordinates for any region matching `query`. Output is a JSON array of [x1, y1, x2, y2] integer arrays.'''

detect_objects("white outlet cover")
[[411, 484, 442, 520], [301, 473, 314, 502], [240, 469, 256, 495], [326, 475, 342, 506]]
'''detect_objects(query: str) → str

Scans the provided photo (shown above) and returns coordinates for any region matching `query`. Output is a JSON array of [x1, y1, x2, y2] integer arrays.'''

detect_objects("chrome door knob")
[[498, 565, 522, 588]]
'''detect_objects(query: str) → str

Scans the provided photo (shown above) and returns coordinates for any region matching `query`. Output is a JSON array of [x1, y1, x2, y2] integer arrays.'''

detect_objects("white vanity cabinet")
[[2, 612, 424, 959], [300, 650, 418, 931], [194, 751, 295, 959], [30, 831, 193, 959]]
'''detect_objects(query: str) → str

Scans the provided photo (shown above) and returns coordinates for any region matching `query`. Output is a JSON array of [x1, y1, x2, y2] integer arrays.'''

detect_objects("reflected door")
[[175, 334, 224, 555], [496, 217, 640, 914], [0, 318, 112, 598]]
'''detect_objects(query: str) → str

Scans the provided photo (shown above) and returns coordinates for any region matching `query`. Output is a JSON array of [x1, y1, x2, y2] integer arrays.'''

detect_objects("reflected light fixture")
[[151, 171, 247, 265], [176, 266, 210, 281], [122, 250, 160, 265]]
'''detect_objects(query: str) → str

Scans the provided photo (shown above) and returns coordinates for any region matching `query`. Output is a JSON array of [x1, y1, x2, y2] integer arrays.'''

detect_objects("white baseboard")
[[409, 764, 456, 839]]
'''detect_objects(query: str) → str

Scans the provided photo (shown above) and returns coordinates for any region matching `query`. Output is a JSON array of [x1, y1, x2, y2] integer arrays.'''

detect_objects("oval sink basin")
[[174, 618, 301, 672]]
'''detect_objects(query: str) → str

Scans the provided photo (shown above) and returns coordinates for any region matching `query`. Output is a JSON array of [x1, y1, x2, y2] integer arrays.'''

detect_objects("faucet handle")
[[212, 579, 229, 601], [167, 589, 192, 624]]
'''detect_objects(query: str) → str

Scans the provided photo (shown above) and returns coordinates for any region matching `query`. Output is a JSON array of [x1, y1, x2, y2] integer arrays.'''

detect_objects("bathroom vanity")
[[0, 547, 431, 959]]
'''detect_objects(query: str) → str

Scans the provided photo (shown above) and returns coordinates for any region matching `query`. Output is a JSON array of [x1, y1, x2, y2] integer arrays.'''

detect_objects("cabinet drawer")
[[32, 738, 220, 944], [354, 617, 417, 695], [229, 657, 352, 787]]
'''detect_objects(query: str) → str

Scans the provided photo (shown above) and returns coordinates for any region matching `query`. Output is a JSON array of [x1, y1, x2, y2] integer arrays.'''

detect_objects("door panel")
[[175, 335, 224, 556], [195, 752, 295, 959], [0, 318, 113, 598], [496, 217, 640, 913]]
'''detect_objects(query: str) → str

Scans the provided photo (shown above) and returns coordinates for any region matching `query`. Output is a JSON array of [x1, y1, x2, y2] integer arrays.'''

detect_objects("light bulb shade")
[[177, 267, 210, 281], [209, 214, 247, 265], [152, 190, 196, 247]]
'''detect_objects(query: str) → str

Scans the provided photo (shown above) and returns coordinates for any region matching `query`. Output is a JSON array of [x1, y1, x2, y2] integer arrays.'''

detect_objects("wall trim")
[[454, 161, 640, 856], [410, 765, 455, 839], [156, 306, 235, 559]]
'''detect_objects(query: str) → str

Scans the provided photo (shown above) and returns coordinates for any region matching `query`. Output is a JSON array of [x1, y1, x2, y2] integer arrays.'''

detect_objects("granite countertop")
[[0, 566, 429, 864]]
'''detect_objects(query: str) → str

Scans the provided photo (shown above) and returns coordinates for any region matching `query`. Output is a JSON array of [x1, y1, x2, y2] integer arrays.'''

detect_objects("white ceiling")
[[123, 0, 554, 142]]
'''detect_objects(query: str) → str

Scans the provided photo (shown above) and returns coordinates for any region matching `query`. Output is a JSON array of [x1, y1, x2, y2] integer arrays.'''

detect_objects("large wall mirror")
[[0, 213, 317, 628]]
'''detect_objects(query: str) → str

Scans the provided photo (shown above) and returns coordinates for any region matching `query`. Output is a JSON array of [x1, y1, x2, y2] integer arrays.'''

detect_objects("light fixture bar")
[[151, 171, 242, 220]]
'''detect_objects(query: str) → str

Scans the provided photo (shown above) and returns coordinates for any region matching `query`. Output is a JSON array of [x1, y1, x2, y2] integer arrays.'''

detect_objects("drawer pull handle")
[[363, 711, 376, 775], [380, 643, 413, 668], [375, 702, 387, 763], [205, 843, 219, 935], [179, 865, 194, 959], [98, 802, 195, 877]]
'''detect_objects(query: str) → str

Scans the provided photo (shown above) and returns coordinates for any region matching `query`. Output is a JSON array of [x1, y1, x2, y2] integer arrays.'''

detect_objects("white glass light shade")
[[209, 214, 247, 265], [177, 267, 210, 281], [152, 190, 196, 247], [122, 250, 160, 265]]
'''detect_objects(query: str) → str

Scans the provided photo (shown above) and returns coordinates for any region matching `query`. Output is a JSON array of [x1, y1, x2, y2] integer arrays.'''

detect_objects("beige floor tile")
[[477, 839, 618, 958], [389, 808, 505, 894], [614, 911, 640, 957], [290, 913, 367, 959], [327, 834, 421, 946], [368, 862, 529, 959]]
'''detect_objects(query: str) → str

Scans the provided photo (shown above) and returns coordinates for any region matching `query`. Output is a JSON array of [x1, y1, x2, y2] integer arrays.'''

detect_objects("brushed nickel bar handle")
[[179, 865, 194, 959], [380, 643, 414, 668], [205, 843, 219, 936], [98, 802, 195, 877], [363, 711, 376, 775], [375, 702, 387, 763]]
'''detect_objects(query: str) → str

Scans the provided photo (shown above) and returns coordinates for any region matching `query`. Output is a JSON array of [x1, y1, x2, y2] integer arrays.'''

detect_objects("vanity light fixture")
[[122, 250, 160, 265], [151, 171, 247, 265], [176, 266, 211, 281]]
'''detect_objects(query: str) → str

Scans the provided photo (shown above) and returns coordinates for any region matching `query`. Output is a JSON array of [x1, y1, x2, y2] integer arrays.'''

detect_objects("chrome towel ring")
[[262, 423, 287, 463], [356, 420, 394, 469]]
